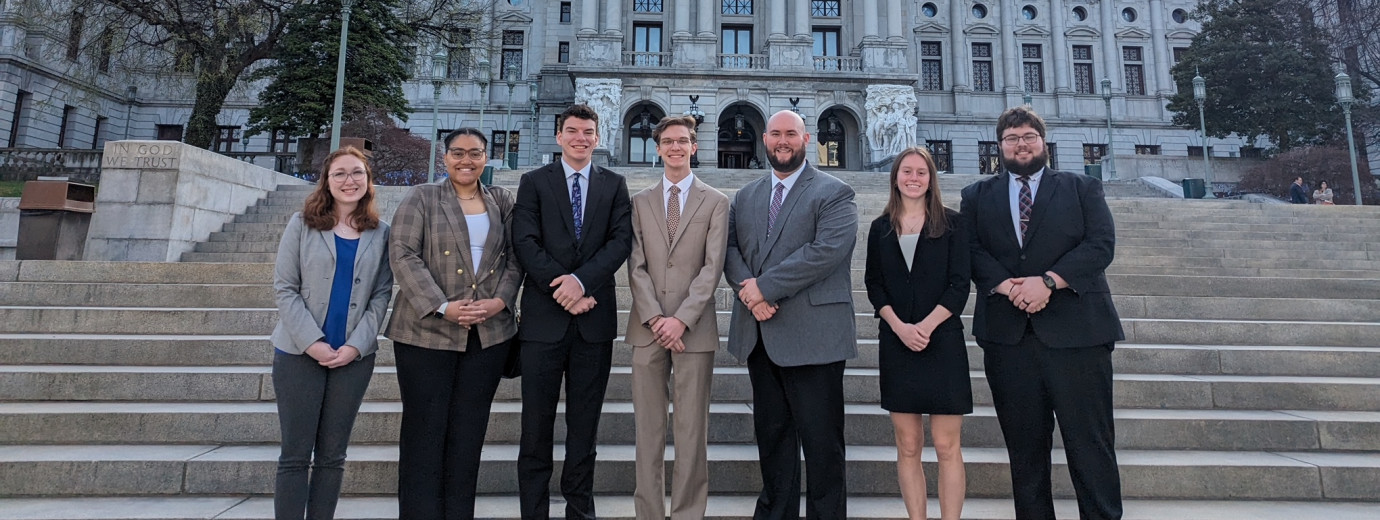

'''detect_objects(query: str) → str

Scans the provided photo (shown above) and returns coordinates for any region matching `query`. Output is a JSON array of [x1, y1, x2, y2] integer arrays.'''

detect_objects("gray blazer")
[[723, 165, 859, 367], [271, 212, 394, 358]]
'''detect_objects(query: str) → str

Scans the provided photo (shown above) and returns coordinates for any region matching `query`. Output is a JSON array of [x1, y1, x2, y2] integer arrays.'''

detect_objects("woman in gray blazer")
[[386, 128, 523, 519], [270, 146, 393, 520]]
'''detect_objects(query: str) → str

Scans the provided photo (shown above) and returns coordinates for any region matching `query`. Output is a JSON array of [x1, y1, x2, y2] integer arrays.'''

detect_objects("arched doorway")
[[717, 103, 764, 169], [624, 103, 666, 165], [815, 107, 861, 170]]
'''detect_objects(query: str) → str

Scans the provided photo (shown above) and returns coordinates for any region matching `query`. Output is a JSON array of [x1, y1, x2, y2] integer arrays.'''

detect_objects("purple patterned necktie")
[[571, 172, 583, 241], [1017, 175, 1033, 244], [767, 182, 784, 236]]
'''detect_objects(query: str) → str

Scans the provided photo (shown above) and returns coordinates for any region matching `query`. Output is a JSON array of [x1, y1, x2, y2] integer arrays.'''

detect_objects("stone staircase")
[[1, 169, 1379, 519]]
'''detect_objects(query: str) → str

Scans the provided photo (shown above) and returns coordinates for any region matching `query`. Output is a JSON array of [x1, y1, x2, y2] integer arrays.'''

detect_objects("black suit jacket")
[[512, 162, 633, 343], [863, 209, 971, 336], [959, 170, 1124, 348]]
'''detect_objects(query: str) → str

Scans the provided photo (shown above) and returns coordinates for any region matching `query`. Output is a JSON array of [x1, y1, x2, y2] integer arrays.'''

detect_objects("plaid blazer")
[[385, 182, 523, 351]]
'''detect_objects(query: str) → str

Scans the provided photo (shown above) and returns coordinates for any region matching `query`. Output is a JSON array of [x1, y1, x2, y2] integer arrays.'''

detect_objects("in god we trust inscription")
[[101, 142, 181, 170]]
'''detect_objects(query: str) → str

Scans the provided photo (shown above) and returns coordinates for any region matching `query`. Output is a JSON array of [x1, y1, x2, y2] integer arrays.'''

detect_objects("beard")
[[767, 145, 807, 173], [1002, 148, 1048, 177]]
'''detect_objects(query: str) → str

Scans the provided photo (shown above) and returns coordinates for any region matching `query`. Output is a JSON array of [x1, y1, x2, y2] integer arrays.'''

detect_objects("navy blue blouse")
[[321, 235, 359, 349]]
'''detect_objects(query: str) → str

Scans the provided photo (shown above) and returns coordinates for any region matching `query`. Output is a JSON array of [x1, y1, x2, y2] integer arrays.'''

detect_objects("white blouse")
[[465, 212, 490, 272]]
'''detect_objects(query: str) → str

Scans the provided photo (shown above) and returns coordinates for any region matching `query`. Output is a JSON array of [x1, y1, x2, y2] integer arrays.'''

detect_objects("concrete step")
[[3, 496, 1376, 520], [4, 364, 1377, 411], [1117, 246, 1380, 261], [4, 330, 1378, 378], [1116, 236, 1380, 252], [2, 401, 1375, 452], [179, 252, 276, 263], [1106, 264, 1380, 279], [0, 282, 271, 307], [1, 444, 1374, 500], [2, 306, 1376, 347]]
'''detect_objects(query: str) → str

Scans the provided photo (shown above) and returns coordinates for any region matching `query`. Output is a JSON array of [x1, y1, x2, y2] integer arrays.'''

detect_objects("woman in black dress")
[[864, 146, 972, 520]]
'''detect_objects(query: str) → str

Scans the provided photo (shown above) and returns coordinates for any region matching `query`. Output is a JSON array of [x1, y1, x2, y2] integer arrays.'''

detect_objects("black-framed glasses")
[[1000, 134, 1042, 146]]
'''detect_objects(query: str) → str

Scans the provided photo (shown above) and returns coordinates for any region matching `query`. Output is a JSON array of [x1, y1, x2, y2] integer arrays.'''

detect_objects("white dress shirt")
[[663, 172, 694, 218], [1007, 168, 1044, 248]]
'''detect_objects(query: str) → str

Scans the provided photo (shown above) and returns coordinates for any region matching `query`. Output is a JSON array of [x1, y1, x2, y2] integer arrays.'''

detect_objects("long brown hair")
[[883, 146, 948, 239], [302, 146, 380, 231]]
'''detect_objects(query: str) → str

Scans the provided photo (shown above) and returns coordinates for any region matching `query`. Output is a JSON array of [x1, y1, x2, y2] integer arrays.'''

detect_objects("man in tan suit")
[[626, 115, 730, 520]]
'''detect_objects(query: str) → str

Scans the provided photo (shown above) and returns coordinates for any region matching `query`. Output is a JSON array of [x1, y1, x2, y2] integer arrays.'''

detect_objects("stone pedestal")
[[860, 41, 908, 74], [671, 35, 718, 68], [765, 37, 812, 72], [576, 34, 624, 67]]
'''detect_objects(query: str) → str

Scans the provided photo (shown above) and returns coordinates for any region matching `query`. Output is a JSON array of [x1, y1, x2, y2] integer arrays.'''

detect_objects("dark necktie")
[[571, 172, 583, 241], [1017, 175, 1033, 244], [767, 182, 784, 236], [667, 185, 681, 245]]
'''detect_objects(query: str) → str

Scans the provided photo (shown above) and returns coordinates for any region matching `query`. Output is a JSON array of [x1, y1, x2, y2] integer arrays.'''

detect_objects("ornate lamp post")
[[476, 57, 491, 135], [529, 79, 540, 166], [504, 62, 519, 169], [428, 51, 446, 183], [1336, 72, 1363, 205], [1193, 70, 1213, 198], [682, 95, 705, 168], [1022, 88, 1032, 107], [329, 0, 356, 150], [1101, 77, 1117, 181]]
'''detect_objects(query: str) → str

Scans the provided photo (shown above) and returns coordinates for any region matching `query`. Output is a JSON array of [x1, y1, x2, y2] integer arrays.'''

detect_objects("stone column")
[[1050, 0, 1071, 93], [605, 0, 622, 35], [1101, 0, 1120, 92], [863, 0, 880, 41], [792, 0, 811, 39], [949, 0, 970, 115], [674, 0, 691, 37], [1001, 2, 1021, 92], [769, 0, 787, 38], [1149, 0, 1171, 95], [698, 0, 716, 38], [580, 0, 598, 34], [886, 0, 904, 42]]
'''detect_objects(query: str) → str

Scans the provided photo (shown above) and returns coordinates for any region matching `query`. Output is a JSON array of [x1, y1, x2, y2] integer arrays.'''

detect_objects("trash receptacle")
[[480, 165, 495, 186], [16, 178, 96, 260], [1084, 164, 1102, 180], [1182, 178, 1207, 199]]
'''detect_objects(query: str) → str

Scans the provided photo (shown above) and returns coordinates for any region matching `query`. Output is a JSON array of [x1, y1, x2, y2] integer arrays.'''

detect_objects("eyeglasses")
[[447, 148, 488, 160], [1001, 133, 1043, 146], [658, 138, 694, 147], [329, 171, 367, 182]]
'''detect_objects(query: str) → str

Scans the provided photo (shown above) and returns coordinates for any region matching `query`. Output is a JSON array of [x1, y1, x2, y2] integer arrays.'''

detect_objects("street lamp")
[[1336, 72, 1364, 205], [329, 0, 356, 150], [428, 51, 446, 183], [1101, 77, 1117, 181], [1193, 70, 1214, 198], [504, 62, 519, 170], [476, 56, 491, 135], [529, 79, 540, 166], [683, 95, 706, 168], [1022, 88, 1032, 107]]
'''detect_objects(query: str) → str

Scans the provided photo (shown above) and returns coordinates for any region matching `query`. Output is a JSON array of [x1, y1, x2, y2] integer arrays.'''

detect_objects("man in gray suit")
[[724, 110, 859, 520]]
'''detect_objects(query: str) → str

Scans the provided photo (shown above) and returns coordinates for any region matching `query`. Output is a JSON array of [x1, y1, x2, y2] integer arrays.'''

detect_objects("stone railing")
[[0, 148, 104, 184], [223, 151, 300, 176], [813, 56, 862, 72], [718, 53, 768, 70], [621, 51, 672, 67]]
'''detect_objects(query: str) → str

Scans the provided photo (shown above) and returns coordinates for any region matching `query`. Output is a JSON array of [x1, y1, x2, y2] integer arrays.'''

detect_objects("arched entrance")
[[624, 103, 666, 165], [815, 108, 861, 170], [717, 103, 765, 169]]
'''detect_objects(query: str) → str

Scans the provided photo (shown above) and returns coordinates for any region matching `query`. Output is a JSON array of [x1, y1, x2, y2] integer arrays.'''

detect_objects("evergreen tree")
[[247, 0, 415, 138], [1166, 0, 1365, 152]]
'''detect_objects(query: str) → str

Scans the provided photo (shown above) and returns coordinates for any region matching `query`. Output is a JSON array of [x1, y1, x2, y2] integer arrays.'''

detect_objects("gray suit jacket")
[[271, 212, 394, 358], [723, 165, 859, 367], [625, 176, 730, 353]]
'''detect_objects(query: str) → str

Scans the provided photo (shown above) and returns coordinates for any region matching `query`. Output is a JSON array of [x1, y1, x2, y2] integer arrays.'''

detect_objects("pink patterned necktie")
[[767, 182, 784, 236]]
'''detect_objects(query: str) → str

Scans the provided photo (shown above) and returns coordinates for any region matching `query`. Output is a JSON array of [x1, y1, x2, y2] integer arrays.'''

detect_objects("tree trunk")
[[184, 70, 240, 149]]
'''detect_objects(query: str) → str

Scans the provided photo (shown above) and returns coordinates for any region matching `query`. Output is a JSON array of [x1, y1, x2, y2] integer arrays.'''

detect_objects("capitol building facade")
[[1, 0, 1243, 175]]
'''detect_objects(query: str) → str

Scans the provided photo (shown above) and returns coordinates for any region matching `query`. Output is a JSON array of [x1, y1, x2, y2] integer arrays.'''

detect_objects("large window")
[[492, 130, 520, 160], [628, 108, 658, 164], [97, 30, 114, 73], [58, 106, 75, 148], [722, 26, 753, 68], [972, 43, 993, 92], [633, 23, 663, 66], [1135, 145, 1161, 155], [66, 10, 84, 62], [1083, 143, 1108, 164], [811, 0, 840, 16], [92, 116, 107, 150], [1022, 44, 1044, 93], [156, 124, 184, 142], [1123, 46, 1145, 95], [1046, 143, 1058, 170], [926, 140, 951, 173], [8, 90, 30, 148], [447, 29, 472, 79], [722, 0, 752, 15], [1073, 45, 1094, 94], [214, 126, 240, 152], [633, 0, 663, 12], [813, 28, 840, 70], [978, 141, 1001, 174], [921, 42, 943, 91], [560, 2, 572, 23], [502, 50, 524, 80], [558, 42, 570, 63]]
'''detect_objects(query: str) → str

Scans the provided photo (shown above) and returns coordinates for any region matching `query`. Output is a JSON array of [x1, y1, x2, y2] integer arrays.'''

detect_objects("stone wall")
[[83, 141, 308, 262], [1113, 154, 1264, 183], [0, 197, 17, 260]]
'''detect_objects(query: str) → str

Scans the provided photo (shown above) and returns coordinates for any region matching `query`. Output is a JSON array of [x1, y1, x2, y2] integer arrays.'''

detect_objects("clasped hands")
[[551, 274, 597, 315], [738, 278, 778, 322], [997, 275, 1055, 314], [442, 298, 505, 326], [648, 315, 687, 352], [304, 341, 359, 368]]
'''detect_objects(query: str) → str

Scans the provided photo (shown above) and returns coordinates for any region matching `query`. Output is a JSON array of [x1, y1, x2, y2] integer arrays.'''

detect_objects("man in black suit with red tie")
[[960, 106, 1124, 520], [512, 104, 633, 520]]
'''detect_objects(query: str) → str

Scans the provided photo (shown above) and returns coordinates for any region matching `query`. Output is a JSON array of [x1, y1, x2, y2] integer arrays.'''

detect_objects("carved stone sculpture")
[[864, 84, 919, 160], [574, 78, 623, 154]]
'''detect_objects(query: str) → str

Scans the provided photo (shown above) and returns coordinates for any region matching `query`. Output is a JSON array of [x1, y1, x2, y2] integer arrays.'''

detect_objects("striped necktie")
[[1017, 175, 1033, 244]]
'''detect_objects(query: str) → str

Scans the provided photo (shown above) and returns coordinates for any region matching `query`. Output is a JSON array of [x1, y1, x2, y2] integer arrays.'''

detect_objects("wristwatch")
[[1041, 274, 1057, 290]]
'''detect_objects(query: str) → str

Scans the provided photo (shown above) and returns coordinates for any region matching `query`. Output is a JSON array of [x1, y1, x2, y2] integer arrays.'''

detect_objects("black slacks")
[[982, 329, 1122, 520], [746, 342, 847, 520], [517, 322, 613, 520], [394, 331, 510, 520]]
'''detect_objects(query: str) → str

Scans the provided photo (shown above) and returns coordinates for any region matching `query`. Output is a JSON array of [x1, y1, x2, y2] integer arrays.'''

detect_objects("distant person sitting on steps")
[[1313, 181, 1335, 205], [1290, 177, 1309, 204]]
